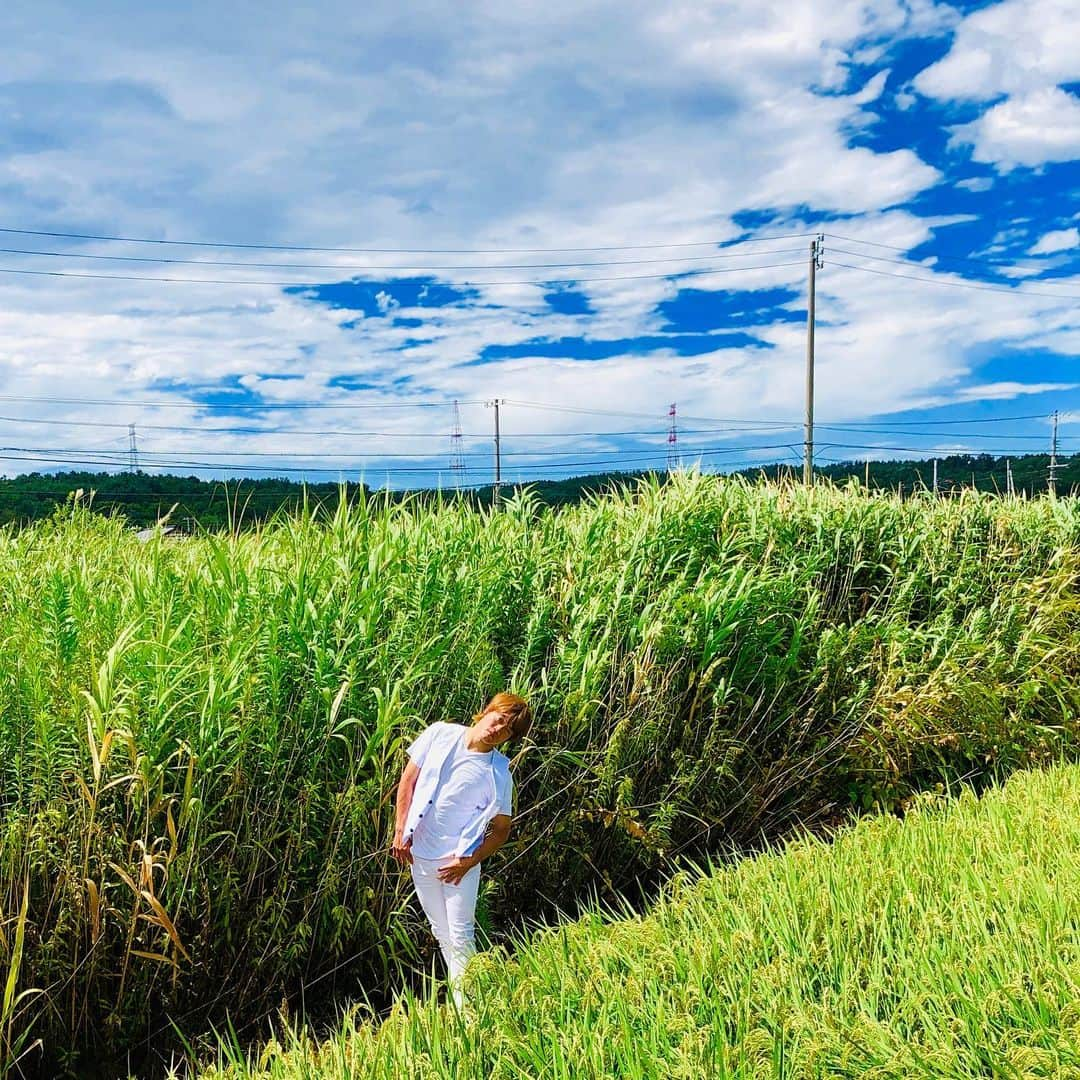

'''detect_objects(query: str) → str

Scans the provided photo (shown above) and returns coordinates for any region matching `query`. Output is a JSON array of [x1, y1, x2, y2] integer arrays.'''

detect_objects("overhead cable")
[[0, 441, 805, 476], [815, 425, 1063, 442], [0, 394, 484, 410], [823, 232, 1073, 270], [0, 224, 813, 255], [829, 260, 1080, 300], [0, 258, 806, 289], [829, 245, 1080, 287], [0, 244, 806, 273]]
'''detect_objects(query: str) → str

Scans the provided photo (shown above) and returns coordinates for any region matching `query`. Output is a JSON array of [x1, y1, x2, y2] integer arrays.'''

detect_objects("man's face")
[[478, 708, 513, 746]]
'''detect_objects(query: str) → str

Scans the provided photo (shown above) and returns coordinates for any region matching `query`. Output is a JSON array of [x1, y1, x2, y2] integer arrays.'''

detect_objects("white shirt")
[[408, 726, 513, 859]]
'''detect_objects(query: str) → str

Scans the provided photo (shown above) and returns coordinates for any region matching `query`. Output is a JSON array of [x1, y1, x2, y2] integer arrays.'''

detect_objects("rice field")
[[198, 758, 1080, 1079], [1, 473, 1079, 1074]]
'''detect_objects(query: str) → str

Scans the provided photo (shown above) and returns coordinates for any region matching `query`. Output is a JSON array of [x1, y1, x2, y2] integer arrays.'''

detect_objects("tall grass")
[[200, 759, 1080, 1079], [0, 474, 1078, 1071]]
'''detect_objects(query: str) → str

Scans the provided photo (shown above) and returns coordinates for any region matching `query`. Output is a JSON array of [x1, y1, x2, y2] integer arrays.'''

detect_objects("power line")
[[4, 442, 1069, 496], [503, 400, 1065, 429], [815, 424, 1069, 442], [0, 394, 799, 423], [823, 232, 1073, 270], [0, 413, 686, 438], [0, 224, 813, 255], [8, 441, 788, 461], [816, 441, 1075, 457], [0, 394, 483, 410], [0, 258, 807, 289], [0, 440, 814, 476], [829, 260, 1080, 300], [3, 444, 1072, 491], [502, 400, 801, 425], [1, 221, 1071, 291], [822, 413, 1052, 426], [0, 397, 1064, 435], [4, 222, 1070, 279], [0, 411, 1060, 438], [8, 427, 1072, 462], [829, 245, 1080, 288], [0, 413, 672, 438], [0, 244, 807, 273]]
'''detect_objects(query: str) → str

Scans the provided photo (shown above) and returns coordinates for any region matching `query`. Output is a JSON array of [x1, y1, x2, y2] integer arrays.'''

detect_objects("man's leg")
[[442, 862, 481, 1008], [410, 856, 452, 974]]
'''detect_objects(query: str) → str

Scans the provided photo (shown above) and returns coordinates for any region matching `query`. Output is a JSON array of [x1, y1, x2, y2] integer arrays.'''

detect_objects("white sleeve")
[[496, 772, 514, 817], [406, 723, 440, 768]]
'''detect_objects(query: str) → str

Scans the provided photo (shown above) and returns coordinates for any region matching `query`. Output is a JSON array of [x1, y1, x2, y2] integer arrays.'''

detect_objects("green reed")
[[0, 475, 1078, 1071]]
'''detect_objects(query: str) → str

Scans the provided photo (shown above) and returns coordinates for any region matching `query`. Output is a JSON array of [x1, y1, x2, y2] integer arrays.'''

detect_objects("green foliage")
[[0, 469, 655, 530], [201, 760, 1080, 1079], [0, 475, 1079, 1072], [2, 449, 1068, 533], [743, 450, 1080, 497]]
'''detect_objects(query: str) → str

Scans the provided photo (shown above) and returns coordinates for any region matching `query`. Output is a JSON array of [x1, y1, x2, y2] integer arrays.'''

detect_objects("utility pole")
[[128, 423, 139, 473], [1048, 410, 1060, 497], [804, 234, 824, 485], [864, 459, 870, 490], [932, 458, 938, 497], [486, 398, 502, 504], [1006, 458, 1014, 497]]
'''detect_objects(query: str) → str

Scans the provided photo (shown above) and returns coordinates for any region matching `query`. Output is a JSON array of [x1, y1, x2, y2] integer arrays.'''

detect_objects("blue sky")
[[0, 0, 1077, 486]]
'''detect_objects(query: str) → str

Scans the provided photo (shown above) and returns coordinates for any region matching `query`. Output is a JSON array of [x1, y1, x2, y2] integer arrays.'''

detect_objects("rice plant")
[[198, 759, 1080, 1079]]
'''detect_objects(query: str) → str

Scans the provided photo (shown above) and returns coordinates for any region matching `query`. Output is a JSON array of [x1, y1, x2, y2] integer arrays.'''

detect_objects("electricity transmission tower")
[[449, 399, 467, 490], [666, 403, 680, 471], [128, 424, 139, 473]]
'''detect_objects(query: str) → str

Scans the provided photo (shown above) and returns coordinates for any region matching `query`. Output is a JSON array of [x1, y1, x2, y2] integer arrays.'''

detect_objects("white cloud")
[[914, 0, 1079, 102], [849, 69, 890, 105], [1029, 227, 1079, 255], [0, 2, 1074, 483], [913, 0, 1080, 171], [954, 381, 1078, 401], [995, 264, 1046, 279], [954, 176, 993, 192], [950, 87, 1080, 170]]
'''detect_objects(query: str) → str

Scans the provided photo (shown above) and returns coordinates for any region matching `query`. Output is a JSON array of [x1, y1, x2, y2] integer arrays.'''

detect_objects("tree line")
[[0, 452, 1075, 529]]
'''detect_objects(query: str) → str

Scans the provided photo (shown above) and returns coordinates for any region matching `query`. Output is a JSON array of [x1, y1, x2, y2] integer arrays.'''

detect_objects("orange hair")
[[473, 692, 532, 740]]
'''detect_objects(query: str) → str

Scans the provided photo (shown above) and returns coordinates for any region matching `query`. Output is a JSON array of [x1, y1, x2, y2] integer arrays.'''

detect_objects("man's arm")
[[437, 814, 512, 885], [391, 759, 420, 864]]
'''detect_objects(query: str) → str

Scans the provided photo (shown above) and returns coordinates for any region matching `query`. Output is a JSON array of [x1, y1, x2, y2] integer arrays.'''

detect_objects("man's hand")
[[390, 833, 413, 865], [437, 856, 476, 886]]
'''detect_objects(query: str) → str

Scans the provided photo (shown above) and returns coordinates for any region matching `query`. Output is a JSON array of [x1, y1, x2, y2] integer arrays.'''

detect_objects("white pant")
[[410, 855, 481, 1007]]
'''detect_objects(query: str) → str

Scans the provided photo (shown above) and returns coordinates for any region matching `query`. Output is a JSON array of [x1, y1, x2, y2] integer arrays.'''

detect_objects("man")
[[391, 692, 532, 1007]]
